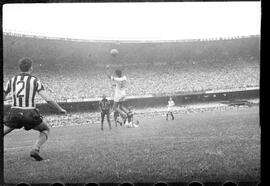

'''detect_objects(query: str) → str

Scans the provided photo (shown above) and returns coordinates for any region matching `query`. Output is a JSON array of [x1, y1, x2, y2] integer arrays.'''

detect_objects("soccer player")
[[3, 57, 67, 161], [106, 65, 130, 123], [166, 97, 175, 121], [124, 107, 139, 128], [113, 110, 122, 127], [99, 94, 112, 130], [110, 82, 121, 127]]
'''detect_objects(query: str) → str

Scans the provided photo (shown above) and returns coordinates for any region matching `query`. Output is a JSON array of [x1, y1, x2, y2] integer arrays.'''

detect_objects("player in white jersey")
[[166, 97, 175, 120], [106, 65, 129, 122]]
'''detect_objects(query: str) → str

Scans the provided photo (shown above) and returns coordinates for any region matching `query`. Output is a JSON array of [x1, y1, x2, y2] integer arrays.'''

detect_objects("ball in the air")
[[110, 49, 119, 56]]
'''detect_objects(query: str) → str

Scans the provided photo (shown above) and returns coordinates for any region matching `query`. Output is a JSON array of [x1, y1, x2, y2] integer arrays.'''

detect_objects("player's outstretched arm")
[[4, 81, 12, 101], [99, 101, 103, 112], [4, 93, 12, 101], [106, 65, 112, 79], [38, 90, 67, 114]]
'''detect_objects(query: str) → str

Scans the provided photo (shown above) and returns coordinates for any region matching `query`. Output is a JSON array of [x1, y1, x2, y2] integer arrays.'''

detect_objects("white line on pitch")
[[4, 145, 33, 151]]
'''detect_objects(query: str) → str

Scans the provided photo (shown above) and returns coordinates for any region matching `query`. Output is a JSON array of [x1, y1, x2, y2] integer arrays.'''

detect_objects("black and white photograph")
[[3, 1, 260, 184]]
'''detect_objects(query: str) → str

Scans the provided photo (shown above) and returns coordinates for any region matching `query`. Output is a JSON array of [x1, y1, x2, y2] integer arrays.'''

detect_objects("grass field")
[[4, 105, 260, 184]]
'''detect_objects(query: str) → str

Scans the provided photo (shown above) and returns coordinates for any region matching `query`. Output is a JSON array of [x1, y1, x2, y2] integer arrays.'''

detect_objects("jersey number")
[[16, 80, 25, 98]]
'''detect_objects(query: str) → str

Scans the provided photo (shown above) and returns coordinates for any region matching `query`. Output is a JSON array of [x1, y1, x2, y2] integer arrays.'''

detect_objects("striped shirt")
[[99, 99, 111, 111], [4, 73, 45, 109]]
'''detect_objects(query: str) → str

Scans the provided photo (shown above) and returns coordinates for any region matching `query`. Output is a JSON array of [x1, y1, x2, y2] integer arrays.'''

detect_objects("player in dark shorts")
[[126, 107, 134, 123], [3, 57, 67, 161], [114, 110, 123, 127], [99, 94, 112, 130]]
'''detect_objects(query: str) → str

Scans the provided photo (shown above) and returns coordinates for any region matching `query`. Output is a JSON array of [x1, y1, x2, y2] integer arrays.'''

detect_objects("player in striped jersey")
[[3, 57, 67, 161]]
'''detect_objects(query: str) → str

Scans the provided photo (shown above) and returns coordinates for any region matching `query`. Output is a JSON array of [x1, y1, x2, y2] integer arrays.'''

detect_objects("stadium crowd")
[[3, 33, 260, 102], [4, 58, 259, 102]]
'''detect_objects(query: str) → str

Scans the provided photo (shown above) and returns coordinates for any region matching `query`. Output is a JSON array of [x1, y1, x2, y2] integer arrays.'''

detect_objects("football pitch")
[[4, 106, 260, 183]]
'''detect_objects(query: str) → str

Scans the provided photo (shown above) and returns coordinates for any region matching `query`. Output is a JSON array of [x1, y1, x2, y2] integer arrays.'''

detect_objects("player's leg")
[[119, 103, 129, 114], [113, 101, 127, 120], [33, 121, 50, 150], [114, 94, 128, 118], [120, 104, 134, 124], [106, 111, 112, 130], [101, 111, 105, 130], [126, 110, 133, 123], [166, 111, 169, 121], [3, 125, 14, 136], [31, 121, 50, 161], [118, 102, 128, 124], [170, 111, 174, 120], [118, 96, 130, 115], [114, 111, 118, 127], [129, 112, 134, 126]]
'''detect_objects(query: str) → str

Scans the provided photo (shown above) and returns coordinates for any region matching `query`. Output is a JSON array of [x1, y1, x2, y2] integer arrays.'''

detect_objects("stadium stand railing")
[[3, 87, 259, 115]]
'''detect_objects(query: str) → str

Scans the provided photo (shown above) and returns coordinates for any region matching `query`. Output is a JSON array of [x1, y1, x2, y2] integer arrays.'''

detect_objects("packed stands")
[[3, 33, 260, 102]]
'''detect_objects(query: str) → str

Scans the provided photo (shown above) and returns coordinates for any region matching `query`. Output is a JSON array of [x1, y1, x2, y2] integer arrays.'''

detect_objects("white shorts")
[[114, 91, 126, 102], [167, 107, 174, 112]]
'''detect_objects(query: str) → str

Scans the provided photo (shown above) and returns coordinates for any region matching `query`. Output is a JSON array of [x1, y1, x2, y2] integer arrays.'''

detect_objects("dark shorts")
[[4, 108, 43, 131], [127, 112, 133, 122], [114, 111, 119, 118], [101, 110, 110, 114]]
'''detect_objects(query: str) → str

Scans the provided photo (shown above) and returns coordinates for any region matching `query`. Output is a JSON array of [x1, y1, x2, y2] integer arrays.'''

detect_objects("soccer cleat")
[[30, 149, 43, 161]]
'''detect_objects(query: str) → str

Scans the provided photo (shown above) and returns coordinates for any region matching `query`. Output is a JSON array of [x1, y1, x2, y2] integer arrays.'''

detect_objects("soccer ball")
[[133, 120, 139, 127], [110, 49, 119, 56]]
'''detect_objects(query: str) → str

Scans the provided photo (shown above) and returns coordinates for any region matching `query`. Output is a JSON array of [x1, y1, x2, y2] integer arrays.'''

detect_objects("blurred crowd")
[[4, 58, 259, 102], [3, 34, 260, 102]]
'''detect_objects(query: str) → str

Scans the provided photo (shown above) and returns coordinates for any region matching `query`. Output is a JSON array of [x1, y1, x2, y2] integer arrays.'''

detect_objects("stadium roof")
[[3, 30, 260, 43]]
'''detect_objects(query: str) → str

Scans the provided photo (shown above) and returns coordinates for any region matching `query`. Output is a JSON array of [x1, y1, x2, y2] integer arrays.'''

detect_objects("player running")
[[106, 65, 130, 124], [166, 97, 175, 121], [3, 57, 67, 161]]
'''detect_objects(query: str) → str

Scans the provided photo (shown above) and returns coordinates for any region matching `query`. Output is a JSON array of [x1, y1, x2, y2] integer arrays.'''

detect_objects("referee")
[[99, 94, 112, 130]]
